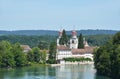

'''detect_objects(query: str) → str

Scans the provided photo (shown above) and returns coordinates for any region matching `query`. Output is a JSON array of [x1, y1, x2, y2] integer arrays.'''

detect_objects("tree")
[[38, 41, 49, 50], [27, 50, 34, 62], [78, 33, 84, 48], [11, 43, 27, 67], [0, 55, 2, 67], [2, 52, 15, 67], [111, 45, 120, 79], [113, 32, 120, 44], [94, 31, 120, 79], [0, 41, 15, 67], [48, 42, 57, 64], [32, 47, 41, 63], [40, 50, 47, 64], [59, 29, 68, 45]]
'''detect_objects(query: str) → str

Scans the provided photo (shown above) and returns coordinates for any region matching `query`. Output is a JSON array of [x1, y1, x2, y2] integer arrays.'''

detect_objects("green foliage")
[[1, 52, 15, 67], [27, 50, 34, 62], [32, 47, 41, 63], [12, 43, 27, 67], [38, 41, 49, 50], [48, 42, 57, 64], [94, 32, 120, 79], [40, 50, 47, 64], [0, 41, 27, 68], [59, 30, 68, 45], [86, 34, 112, 46], [78, 33, 84, 48], [0, 40, 48, 68], [113, 32, 120, 44], [0, 35, 56, 48], [63, 57, 92, 62], [0, 34, 112, 48]]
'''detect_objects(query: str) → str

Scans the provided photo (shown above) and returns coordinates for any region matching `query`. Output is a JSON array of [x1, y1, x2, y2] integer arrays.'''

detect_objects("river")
[[0, 64, 111, 79]]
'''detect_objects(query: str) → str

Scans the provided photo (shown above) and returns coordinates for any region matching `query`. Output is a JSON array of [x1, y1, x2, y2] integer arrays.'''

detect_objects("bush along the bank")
[[0, 41, 47, 68], [94, 31, 120, 79], [0, 41, 27, 68], [47, 42, 57, 64], [63, 57, 92, 62]]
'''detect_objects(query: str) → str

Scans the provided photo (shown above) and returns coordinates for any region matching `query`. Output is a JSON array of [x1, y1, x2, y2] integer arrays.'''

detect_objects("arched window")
[[72, 40, 74, 43]]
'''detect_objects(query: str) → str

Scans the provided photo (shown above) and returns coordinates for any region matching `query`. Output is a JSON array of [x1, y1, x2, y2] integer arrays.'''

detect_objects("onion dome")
[[72, 30, 77, 36], [59, 30, 63, 36]]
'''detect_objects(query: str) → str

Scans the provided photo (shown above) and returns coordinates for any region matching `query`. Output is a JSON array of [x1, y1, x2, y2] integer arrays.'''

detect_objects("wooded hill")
[[0, 34, 113, 48], [0, 30, 118, 36]]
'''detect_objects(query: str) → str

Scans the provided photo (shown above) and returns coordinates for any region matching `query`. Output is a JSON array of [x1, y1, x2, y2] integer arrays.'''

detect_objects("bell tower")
[[57, 30, 63, 46], [70, 30, 78, 49]]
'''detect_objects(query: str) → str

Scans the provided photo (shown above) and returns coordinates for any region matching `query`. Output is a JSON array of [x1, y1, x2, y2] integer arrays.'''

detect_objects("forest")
[[0, 34, 113, 49], [94, 31, 120, 79]]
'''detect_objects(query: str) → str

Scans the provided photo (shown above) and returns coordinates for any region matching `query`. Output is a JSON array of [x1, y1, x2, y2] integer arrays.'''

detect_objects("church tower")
[[83, 37, 89, 47], [57, 30, 63, 46], [70, 30, 78, 49]]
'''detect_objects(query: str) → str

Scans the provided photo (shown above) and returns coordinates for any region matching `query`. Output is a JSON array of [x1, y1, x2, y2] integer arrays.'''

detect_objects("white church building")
[[56, 30, 96, 62]]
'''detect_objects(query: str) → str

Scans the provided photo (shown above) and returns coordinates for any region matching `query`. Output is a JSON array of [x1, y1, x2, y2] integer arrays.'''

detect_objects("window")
[[72, 40, 74, 43]]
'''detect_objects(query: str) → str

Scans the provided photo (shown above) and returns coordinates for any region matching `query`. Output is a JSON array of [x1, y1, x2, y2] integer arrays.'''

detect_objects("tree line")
[[0, 34, 112, 49], [0, 41, 47, 68], [94, 31, 120, 79]]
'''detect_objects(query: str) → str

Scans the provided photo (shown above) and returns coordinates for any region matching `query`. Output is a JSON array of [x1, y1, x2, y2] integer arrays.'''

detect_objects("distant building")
[[56, 30, 96, 62], [21, 45, 31, 53]]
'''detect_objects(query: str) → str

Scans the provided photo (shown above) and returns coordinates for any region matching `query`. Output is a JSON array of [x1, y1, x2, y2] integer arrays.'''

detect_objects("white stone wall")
[[57, 38, 60, 46], [56, 50, 72, 60], [56, 50, 93, 60], [70, 38, 78, 49], [72, 54, 93, 60]]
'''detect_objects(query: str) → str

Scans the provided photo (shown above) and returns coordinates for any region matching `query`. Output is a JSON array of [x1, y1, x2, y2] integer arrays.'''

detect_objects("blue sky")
[[0, 0, 120, 30]]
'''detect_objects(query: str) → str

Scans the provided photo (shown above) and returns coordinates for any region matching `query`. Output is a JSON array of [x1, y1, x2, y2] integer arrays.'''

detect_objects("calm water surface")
[[0, 64, 111, 79]]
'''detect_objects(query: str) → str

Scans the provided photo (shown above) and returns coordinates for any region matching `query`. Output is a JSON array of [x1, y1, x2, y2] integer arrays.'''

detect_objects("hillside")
[[0, 30, 118, 36]]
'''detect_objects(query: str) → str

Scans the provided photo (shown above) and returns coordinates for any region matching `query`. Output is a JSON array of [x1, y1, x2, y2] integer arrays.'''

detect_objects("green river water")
[[0, 64, 111, 79]]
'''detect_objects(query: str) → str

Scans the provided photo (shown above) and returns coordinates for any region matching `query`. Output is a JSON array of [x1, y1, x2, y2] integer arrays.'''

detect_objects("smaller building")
[[21, 45, 31, 53]]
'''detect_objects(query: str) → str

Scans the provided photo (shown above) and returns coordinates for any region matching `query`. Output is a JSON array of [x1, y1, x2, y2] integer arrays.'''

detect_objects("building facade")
[[56, 30, 95, 61]]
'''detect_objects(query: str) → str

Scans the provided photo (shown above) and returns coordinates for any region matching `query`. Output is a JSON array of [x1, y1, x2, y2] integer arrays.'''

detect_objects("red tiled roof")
[[72, 47, 96, 54], [57, 45, 70, 50], [21, 45, 31, 51]]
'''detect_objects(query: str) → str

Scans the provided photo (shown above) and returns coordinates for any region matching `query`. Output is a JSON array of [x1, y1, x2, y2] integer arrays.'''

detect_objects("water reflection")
[[55, 64, 95, 79], [0, 64, 111, 79]]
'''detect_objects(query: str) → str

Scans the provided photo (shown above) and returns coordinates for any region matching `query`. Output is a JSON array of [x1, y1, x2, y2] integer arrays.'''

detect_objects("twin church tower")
[[57, 30, 89, 49]]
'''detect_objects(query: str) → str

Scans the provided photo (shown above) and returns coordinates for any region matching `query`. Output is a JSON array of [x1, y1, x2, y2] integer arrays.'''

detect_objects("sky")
[[0, 0, 120, 31]]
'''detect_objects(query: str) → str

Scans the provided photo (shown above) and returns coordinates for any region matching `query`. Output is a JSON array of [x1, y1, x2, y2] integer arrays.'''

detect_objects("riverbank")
[[50, 61, 94, 67]]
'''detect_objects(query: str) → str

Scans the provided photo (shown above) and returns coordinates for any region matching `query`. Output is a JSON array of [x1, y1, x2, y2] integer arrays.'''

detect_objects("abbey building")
[[56, 30, 96, 62]]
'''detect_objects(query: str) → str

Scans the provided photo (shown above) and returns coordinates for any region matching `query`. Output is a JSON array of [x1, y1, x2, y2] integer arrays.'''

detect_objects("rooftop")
[[72, 47, 96, 54], [57, 45, 71, 50]]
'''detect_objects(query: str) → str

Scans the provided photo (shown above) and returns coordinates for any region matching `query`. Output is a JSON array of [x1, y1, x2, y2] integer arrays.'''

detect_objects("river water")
[[0, 64, 111, 79]]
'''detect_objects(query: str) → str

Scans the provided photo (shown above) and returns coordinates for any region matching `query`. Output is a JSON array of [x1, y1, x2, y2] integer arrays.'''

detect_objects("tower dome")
[[72, 30, 77, 36], [59, 30, 63, 37], [69, 30, 78, 49]]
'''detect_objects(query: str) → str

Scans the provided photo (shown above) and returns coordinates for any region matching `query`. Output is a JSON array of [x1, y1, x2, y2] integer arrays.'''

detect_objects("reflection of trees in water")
[[0, 69, 5, 79], [26, 66, 47, 76], [0, 67, 26, 79], [47, 67, 56, 76], [0, 65, 111, 79], [94, 74, 111, 79]]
